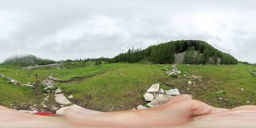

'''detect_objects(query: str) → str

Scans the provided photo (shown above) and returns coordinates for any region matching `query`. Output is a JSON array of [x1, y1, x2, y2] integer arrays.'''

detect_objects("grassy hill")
[[2, 55, 55, 66], [114, 40, 238, 64], [0, 62, 255, 111]]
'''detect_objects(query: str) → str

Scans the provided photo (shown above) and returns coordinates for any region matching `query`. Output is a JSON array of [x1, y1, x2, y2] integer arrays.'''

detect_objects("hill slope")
[[114, 40, 238, 64], [2, 55, 55, 66]]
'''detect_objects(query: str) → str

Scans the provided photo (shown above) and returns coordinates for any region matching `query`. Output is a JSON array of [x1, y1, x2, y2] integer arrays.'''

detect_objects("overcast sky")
[[0, 0, 255, 63]]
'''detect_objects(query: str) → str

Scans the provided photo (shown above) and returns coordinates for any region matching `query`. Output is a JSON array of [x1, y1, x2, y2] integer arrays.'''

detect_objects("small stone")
[[166, 88, 180, 96], [219, 97, 224, 101], [136, 105, 148, 110], [188, 81, 192, 85], [147, 83, 160, 93], [55, 88, 62, 94], [23, 84, 34, 87], [240, 88, 244, 92], [144, 93, 154, 101], [68, 95, 74, 99]]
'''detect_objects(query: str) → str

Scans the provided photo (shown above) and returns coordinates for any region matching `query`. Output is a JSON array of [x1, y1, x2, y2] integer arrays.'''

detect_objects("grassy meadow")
[[0, 62, 255, 111]]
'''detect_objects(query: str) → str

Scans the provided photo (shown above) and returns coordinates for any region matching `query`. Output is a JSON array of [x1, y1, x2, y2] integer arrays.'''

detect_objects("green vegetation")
[[2, 55, 55, 66], [0, 62, 255, 111], [114, 40, 238, 64], [0, 78, 42, 108], [0, 40, 252, 111]]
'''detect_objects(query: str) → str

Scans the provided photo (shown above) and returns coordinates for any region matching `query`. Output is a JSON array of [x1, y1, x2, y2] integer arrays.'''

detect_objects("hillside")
[[2, 55, 55, 66], [114, 40, 238, 64], [0, 62, 256, 112]]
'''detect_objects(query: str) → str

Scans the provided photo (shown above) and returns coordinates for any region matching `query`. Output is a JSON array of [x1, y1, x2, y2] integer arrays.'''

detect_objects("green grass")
[[0, 63, 255, 111], [57, 63, 167, 111], [0, 78, 42, 108]]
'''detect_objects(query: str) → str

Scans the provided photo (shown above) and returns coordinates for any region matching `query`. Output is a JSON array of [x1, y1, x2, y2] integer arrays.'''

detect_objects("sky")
[[0, 0, 256, 63]]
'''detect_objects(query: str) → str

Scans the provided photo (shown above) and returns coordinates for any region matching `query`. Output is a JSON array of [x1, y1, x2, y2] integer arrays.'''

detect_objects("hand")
[[61, 95, 224, 128], [189, 106, 256, 128], [0, 95, 255, 128]]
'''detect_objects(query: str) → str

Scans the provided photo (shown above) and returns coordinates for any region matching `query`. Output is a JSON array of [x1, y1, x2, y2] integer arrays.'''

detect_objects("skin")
[[0, 95, 255, 128]]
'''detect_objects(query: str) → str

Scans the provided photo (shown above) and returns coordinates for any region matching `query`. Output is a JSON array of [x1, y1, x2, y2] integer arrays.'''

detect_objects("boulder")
[[55, 93, 72, 105], [147, 83, 160, 93], [166, 88, 180, 96], [144, 93, 154, 101]]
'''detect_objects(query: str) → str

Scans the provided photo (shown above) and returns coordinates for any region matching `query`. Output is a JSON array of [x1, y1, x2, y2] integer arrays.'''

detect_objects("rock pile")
[[138, 83, 181, 110], [166, 64, 181, 77]]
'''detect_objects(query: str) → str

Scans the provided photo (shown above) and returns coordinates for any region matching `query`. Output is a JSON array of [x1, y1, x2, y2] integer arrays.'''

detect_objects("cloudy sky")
[[0, 0, 255, 63]]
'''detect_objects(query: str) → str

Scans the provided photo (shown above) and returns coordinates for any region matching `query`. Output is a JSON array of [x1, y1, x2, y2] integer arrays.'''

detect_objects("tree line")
[[113, 40, 238, 64]]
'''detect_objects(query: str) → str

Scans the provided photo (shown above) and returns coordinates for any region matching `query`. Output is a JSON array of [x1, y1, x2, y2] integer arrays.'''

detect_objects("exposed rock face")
[[174, 52, 186, 64], [55, 93, 72, 105]]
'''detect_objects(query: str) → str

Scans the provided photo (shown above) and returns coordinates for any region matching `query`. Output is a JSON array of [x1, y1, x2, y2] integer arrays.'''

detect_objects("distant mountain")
[[2, 55, 55, 66], [114, 40, 238, 64]]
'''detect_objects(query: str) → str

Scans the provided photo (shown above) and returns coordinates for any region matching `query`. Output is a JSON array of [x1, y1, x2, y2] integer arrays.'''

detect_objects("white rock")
[[55, 93, 72, 105], [55, 88, 62, 94], [188, 81, 192, 85], [166, 88, 180, 96], [136, 105, 148, 110], [68, 95, 74, 99], [147, 83, 160, 93], [149, 95, 173, 107], [240, 88, 244, 92], [144, 93, 154, 101]]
